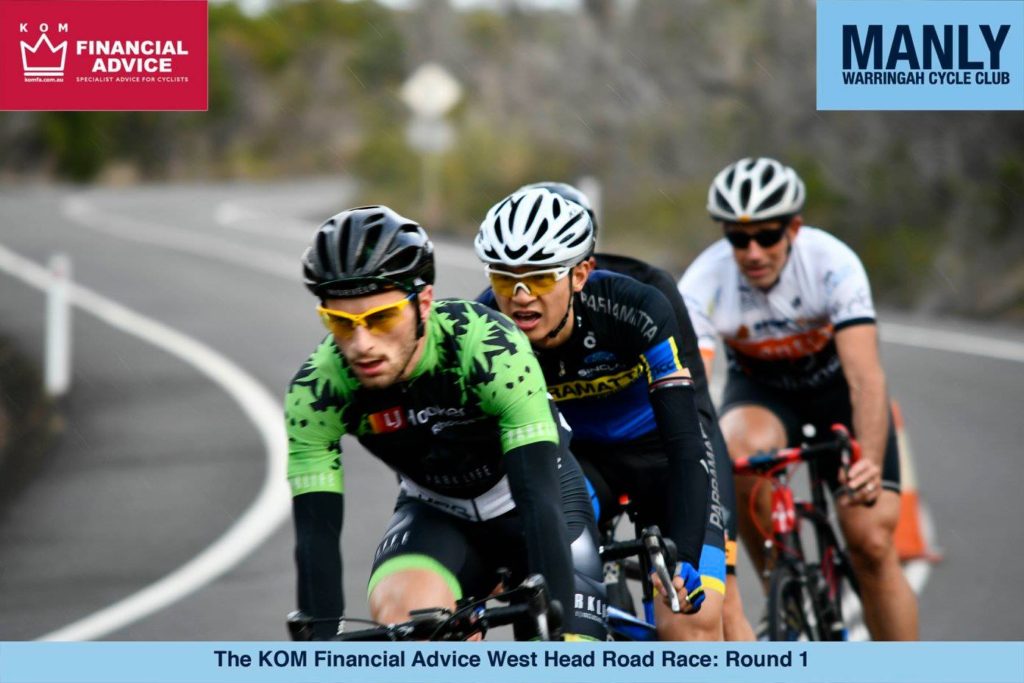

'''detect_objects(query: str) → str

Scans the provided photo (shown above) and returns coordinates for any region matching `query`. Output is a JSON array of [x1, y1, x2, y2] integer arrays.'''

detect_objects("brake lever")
[[644, 530, 681, 613]]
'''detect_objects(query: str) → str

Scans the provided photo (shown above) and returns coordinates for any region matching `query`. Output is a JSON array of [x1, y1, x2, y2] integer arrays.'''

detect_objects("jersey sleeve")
[[601, 275, 693, 384], [285, 338, 348, 497], [456, 302, 560, 452], [678, 258, 721, 357], [822, 238, 876, 330]]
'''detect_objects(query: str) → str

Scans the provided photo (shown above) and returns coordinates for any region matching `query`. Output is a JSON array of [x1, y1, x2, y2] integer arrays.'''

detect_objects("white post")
[[45, 253, 72, 398]]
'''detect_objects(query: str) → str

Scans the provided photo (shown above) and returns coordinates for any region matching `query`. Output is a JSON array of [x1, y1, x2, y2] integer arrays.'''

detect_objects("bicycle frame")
[[733, 424, 862, 640]]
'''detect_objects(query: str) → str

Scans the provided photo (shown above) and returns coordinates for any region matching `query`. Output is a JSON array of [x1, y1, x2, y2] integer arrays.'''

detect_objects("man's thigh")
[[368, 498, 509, 609]]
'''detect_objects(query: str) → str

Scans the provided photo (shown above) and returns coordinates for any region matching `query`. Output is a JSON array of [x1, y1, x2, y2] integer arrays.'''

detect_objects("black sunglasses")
[[723, 223, 789, 249]]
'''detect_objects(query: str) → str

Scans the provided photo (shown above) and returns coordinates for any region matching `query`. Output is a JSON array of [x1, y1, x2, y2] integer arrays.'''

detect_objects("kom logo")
[[20, 25, 68, 79]]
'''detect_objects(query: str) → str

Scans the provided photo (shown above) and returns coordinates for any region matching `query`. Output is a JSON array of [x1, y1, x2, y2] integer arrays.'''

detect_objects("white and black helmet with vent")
[[302, 205, 434, 299], [707, 157, 806, 223], [517, 181, 599, 238], [475, 187, 595, 267]]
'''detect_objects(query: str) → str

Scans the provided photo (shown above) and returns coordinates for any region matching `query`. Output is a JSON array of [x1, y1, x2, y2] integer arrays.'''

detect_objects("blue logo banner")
[[817, 0, 1024, 110], [1, 642, 1024, 683]]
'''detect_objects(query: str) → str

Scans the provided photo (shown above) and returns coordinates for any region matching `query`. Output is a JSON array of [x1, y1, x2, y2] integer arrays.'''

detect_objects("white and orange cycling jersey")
[[678, 227, 876, 390]]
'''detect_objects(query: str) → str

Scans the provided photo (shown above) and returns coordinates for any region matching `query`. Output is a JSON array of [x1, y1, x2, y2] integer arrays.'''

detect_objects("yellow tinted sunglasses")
[[486, 265, 571, 298], [317, 293, 415, 339]]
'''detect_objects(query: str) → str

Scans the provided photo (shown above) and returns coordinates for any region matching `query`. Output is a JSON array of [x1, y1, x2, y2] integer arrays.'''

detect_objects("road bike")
[[287, 574, 562, 641], [733, 424, 863, 641]]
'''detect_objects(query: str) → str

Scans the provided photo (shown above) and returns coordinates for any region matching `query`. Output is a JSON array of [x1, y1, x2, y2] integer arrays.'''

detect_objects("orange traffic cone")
[[892, 400, 942, 563]]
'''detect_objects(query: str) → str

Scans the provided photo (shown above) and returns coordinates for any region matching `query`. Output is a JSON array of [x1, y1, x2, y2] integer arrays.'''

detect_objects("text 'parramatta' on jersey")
[[679, 226, 876, 390]]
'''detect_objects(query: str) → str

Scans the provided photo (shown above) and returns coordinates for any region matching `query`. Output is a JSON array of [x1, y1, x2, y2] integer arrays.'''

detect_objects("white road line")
[[63, 197, 298, 280], [213, 201, 319, 241], [881, 322, 1024, 364], [0, 243, 291, 641]]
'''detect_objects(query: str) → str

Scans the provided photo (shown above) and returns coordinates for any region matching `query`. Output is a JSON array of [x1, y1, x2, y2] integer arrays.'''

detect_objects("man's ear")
[[572, 259, 593, 293], [789, 215, 803, 237], [417, 285, 434, 316]]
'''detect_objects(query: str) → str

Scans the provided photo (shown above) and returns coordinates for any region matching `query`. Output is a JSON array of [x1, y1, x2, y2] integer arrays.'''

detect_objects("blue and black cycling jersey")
[[480, 269, 712, 569]]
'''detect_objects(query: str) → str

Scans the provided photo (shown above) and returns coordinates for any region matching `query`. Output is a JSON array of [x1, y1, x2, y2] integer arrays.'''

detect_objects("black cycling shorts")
[[721, 370, 901, 493], [574, 433, 729, 595], [368, 453, 607, 641]]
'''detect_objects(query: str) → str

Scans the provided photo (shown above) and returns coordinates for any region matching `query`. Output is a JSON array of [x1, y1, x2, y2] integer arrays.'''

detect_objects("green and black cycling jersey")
[[286, 299, 575, 631], [479, 271, 711, 569]]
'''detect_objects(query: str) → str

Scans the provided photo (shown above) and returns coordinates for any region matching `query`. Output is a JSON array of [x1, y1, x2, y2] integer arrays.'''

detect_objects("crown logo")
[[21, 34, 68, 78]]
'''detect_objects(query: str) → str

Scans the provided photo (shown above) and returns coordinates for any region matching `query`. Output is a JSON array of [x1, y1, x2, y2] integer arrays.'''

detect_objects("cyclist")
[[287, 205, 607, 641], [475, 187, 721, 641], [518, 181, 755, 641], [678, 157, 918, 640]]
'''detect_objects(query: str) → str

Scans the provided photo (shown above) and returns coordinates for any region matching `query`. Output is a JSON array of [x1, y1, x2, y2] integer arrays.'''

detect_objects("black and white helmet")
[[517, 181, 599, 237], [707, 157, 806, 223], [302, 205, 434, 299], [475, 187, 595, 267]]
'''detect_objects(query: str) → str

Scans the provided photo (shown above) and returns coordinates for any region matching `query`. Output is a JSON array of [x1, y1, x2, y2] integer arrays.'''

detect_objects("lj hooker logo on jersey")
[[0, 0, 207, 111], [817, 0, 1023, 110]]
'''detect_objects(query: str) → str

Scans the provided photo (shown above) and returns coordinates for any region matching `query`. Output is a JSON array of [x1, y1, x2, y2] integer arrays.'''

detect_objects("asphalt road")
[[0, 180, 1021, 641]]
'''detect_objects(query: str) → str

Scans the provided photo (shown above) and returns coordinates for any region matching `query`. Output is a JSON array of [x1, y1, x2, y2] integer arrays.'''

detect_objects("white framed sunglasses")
[[485, 265, 572, 297]]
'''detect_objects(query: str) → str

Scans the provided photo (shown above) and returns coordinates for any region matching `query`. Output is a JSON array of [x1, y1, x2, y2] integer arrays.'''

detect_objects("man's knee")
[[369, 568, 456, 624], [720, 406, 786, 460], [849, 527, 893, 565], [841, 496, 900, 570]]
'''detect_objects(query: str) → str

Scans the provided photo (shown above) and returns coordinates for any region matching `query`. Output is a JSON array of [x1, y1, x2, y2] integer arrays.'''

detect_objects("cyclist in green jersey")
[[286, 206, 607, 640]]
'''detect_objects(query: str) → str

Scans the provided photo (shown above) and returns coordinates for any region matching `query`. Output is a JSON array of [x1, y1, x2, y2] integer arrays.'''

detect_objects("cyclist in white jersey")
[[679, 157, 918, 640]]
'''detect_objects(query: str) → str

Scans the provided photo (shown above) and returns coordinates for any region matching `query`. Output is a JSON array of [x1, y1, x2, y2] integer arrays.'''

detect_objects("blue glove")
[[676, 562, 705, 613]]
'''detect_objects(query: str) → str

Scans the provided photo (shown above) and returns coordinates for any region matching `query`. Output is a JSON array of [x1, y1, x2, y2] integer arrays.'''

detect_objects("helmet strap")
[[396, 292, 426, 381], [545, 268, 576, 340], [413, 293, 425, 339]]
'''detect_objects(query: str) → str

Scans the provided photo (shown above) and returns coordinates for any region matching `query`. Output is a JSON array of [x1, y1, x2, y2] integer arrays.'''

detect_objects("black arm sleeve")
[[648, 381, 710, 568], [293, 491, 344, 640], [503, 440, 575, 624]]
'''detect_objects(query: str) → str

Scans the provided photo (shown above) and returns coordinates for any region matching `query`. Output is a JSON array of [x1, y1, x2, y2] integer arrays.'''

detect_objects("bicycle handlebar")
[[286, 574, 563, 642], [733, 424, 860, 475], [600, 525, 682, 614]]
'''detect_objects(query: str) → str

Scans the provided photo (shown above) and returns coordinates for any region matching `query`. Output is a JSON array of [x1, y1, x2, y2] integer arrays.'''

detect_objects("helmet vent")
[[505, 244, 528, 260], [316, 231, 333, 273], [534, 217, 549, 242], [739, 179, 752, 208], [564, 232, 589, 249], [713, 189, 731, 214], [761, 164, 776, 186], [755, 186, 787, 216], [338, 216, 353, 270], [552, 211, 582, 238], [358, 223, 383, 269], [381, 246, 416, 275], [525, 195, 542, 230]]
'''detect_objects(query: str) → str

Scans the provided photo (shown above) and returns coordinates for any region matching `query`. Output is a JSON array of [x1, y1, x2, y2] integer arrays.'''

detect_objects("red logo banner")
[[368, 407, 407, 434], [0, 0, 207, 111]]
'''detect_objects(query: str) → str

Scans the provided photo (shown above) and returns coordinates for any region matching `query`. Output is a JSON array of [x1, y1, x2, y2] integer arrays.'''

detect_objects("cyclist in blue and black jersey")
[[475, 186, 727, 641], [519, 181, 755, 641]]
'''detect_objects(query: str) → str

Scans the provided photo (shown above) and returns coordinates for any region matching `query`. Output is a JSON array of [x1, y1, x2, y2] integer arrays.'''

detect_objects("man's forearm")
[[849, 371, 889, 467]]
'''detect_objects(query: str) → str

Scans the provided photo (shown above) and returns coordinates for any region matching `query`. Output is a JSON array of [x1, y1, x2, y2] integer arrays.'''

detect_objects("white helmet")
[[476, 187, 595, 267], [707, 157, 805, 223]]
